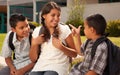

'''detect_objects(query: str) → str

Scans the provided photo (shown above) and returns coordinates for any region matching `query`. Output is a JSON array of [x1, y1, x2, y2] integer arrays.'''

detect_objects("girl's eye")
[[51, 14, 55, 17]]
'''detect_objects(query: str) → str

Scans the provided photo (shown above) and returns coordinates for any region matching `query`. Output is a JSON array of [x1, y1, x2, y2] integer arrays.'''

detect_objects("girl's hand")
[[52, 37, 62, 49], [69, 24, 81, 36], [32, 34, 45, 45]]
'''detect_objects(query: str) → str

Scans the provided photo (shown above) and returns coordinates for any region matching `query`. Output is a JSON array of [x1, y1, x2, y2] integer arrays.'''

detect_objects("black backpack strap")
[[9, 32, 15, 50], [91, 36, 107, 59], [9, 32, 16, 59], [84, 39, 91, 50]]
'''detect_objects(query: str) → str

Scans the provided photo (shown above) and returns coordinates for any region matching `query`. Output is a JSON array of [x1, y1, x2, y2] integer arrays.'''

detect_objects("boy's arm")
[[85, 71, 97, 75], [5, 57, 16, 75], [16, 62, 35, 75]]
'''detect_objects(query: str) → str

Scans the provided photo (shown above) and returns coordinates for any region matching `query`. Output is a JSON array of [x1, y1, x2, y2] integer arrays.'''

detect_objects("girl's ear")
[[11, 27, 16, 32]]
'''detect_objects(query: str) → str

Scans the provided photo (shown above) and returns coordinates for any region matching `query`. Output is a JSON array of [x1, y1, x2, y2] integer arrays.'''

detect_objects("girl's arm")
[[52, 34, 77, 57], [29, 40, 40, 63], [69, 24, 83, 55], [29, 34, 44, 63]]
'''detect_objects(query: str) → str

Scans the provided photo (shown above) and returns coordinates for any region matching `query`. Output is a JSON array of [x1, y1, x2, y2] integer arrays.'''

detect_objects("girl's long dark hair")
[[41, 1, 61, 42]]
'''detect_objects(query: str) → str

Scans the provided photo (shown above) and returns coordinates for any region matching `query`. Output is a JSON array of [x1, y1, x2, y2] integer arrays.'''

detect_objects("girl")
[[29, 1, 77, 75]]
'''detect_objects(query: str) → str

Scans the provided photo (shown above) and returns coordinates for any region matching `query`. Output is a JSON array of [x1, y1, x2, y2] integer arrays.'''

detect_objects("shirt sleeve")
[[59, 24, 71, 39], [32, 26, 41, 38], [1, 31, 12, 58], [90, 42, 108, 74]]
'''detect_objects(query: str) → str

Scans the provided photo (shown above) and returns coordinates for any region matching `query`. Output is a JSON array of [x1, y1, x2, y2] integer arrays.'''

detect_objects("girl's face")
[[12, 19, 30, 40], [43, 8, 60, 28], [84, 20, 93, 39]]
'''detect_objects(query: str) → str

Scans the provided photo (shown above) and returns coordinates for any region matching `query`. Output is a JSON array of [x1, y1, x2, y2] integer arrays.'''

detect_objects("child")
[[0, 14, 34, 75], [29, 1, 77, 75], [69, 14, 108, 75]]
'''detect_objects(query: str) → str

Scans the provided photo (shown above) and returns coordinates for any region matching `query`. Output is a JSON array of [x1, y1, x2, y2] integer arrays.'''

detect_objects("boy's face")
[[84, 20, 94, 39], [43, 8, 60, 28], [12, 19, 30, 40]]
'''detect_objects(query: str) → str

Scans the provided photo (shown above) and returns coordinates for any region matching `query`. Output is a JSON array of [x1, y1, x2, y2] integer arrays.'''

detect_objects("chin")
[[24, 34, 29, 37]]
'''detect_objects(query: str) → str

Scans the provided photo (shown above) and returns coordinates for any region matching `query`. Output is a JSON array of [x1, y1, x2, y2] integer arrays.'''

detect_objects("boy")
[[0, 14, 34, 75], [69, 14, 108, 75]]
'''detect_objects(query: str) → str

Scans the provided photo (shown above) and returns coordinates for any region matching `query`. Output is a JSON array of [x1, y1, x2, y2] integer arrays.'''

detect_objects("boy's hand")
[[14, 69, 25, 75], [10, 67, 16, 75]]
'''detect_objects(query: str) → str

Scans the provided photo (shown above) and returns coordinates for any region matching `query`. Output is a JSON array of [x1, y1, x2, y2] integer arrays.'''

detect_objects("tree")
[[66, 0, 86, 35]]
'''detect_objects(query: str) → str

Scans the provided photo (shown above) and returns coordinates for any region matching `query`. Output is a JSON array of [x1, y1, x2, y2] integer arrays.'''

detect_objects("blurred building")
[[0, 0, 120, 32]]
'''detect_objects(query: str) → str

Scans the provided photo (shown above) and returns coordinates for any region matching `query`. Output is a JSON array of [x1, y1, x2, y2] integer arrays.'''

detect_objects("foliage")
[[29, 21, 41, 27], [106, 20, 120, 37], [66, 0, 86, 35], [0, 34, 6, 53]]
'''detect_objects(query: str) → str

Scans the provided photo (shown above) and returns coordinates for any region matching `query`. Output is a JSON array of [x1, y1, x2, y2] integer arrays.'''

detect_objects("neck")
[[91, 35, 101, 41], [48, 27, 54, 35]]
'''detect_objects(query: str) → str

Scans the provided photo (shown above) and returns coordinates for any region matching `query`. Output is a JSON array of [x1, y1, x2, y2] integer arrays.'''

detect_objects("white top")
[[32, 24, 71, 75], [1, 31, 32, 69]]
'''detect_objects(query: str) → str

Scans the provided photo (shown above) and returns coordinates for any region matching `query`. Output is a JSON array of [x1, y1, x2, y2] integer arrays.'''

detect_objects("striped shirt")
[[69, 39, 108, 75]]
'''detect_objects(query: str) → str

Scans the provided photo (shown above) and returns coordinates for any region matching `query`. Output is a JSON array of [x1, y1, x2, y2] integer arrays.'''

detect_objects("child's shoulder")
[[32, 26, 42, 38], [5, 31, 13, 38]]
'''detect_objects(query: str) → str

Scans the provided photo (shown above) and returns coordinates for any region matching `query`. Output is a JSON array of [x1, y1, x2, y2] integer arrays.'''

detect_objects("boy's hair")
[[86, 14, 107, 35], [9, 14, 26, 28]]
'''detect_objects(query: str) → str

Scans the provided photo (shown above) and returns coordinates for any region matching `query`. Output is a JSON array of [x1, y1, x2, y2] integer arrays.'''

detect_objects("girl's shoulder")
[[58, 23, 70, 32], [32, 26, 42, 38]]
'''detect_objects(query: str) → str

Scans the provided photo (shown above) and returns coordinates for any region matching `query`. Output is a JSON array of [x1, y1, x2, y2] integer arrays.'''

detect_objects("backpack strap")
[[9, 32, 15, 50], [9, 32, 16, 59], [91, 36, 107, 59], [84, 39, 91, 50]]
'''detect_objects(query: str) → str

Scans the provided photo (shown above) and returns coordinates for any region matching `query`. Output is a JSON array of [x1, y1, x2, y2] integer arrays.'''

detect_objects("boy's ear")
[[91, 27, 95, 33], [11, 27, 16, 32], [42, 15, 46, 19]]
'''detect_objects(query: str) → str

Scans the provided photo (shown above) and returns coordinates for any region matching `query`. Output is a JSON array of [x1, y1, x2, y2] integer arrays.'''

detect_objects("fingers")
[[69, 24, 76, 29], [77, 26, 82, 32], [39, 34, 44, 37]]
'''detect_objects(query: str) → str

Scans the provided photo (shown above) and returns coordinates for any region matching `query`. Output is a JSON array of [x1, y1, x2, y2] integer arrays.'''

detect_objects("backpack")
[[8, 24, 44, 59], [85, 36, 120, 75]]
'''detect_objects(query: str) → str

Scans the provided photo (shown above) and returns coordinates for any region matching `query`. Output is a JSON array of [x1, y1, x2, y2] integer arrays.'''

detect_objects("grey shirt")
[[1, 31, 31, 69]]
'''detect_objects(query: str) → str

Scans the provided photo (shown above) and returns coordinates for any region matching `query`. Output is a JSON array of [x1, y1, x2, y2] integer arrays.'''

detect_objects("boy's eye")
[[20, 27, 24, 30], [26, 24, 29, 27]]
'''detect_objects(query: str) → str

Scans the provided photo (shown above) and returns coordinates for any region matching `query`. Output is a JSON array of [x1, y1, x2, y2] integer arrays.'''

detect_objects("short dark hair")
[[9, 14, 26, 28], [86, 14, 107, 35]]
